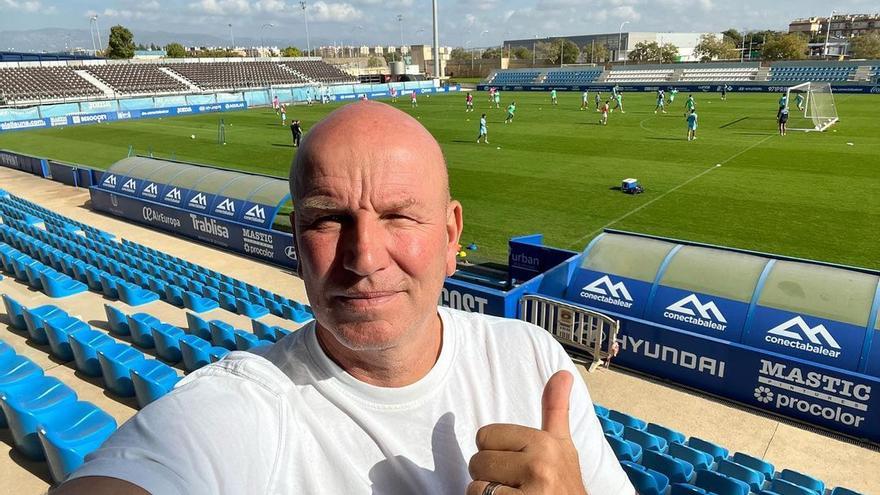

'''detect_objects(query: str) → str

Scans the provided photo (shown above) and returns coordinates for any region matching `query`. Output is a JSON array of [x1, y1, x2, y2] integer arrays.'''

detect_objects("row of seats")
[[0, 191, 313, 324], [0, 66, 103, 103], [680, 68, 757, 82], [606, 69, 675, 83], [543, 70, 602, 84], [488, 71, 541, 85], [594, 405, 863, 495], [768, 67, 856, 83], [0, 338, 116, 483], [86, 65, 189, 95], [0, 60, 357, 104]]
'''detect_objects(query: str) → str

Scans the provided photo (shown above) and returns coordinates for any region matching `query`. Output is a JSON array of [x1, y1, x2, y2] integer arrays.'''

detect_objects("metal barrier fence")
[[519, 294, 619, 371]]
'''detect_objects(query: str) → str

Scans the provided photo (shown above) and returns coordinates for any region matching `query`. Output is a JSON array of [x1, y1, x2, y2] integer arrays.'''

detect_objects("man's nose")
[[342, 215, 389, 277]]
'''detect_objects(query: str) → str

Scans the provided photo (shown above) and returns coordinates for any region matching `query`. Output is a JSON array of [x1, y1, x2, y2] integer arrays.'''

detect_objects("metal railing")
[[519, 294, 619, 371]]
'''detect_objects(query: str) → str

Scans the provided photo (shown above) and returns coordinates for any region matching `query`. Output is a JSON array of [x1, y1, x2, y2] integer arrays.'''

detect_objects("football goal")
[[785, 82, 839, 132]]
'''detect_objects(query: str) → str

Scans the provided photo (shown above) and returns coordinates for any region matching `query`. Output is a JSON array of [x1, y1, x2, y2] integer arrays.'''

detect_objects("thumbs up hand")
[[466, 371, 587, 495]]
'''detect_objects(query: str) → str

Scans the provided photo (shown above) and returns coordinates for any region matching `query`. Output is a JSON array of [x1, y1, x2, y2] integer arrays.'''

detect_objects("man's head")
[[289, 101, 463, 353]]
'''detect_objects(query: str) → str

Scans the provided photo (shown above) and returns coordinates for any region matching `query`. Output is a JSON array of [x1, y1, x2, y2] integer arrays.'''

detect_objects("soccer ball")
[[190, 134, 195, 139]]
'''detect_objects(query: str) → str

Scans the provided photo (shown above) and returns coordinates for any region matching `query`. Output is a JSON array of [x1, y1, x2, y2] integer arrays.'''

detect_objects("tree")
[[761, 33, 808, 60], [449, 47, 471, 62], [481, 47, 502, 59], [367, 55, 385, 67], [512, 46, 531, 60], [850, 32, 880, 59], [281, 46, 302, 57], [540, 39, 579, 65], [693, 34, 739, 61], [627, 41, 678, 63], [164, 43, 186, 58], [721, 29, 741, 45], [105, 25, 136, 59], [581, 42, 609, 63]]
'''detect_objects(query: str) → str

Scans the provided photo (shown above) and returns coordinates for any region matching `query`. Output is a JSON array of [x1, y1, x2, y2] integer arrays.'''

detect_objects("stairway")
[[159, 67, 201, 92], [670, 68, 684, 82], [851, 65, 871, 82], [73, 70, 115, 98], [278, 64, 316, 85], [755, 67, 770, 82]]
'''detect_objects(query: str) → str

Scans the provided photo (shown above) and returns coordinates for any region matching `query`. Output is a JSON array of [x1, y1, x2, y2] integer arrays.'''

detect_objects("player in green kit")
[[669, 88, 678, 104], [611, 91, 624, 113], [580, 90, 589, 110], [795, 93, 805, 111], [550, 89, 558, 105], [684, 94, 695, 116], [477, 113, 489, 143], [494, 90, 501, 109], [594, 92, 601, 111], [686, 109, 698, 141], [505, 101, 516, 123]]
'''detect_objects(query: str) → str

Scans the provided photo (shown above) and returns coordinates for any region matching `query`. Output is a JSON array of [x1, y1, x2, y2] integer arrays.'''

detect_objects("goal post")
[[785, 82, 839, 132]]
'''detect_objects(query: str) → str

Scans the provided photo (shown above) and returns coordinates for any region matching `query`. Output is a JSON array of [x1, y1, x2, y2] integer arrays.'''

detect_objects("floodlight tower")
[[300, 1, 311, 57], [432, 0, 439, 78]]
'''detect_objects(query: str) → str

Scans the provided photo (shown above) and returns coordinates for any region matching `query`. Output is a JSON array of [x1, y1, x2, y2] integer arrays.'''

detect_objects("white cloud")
[[189, 0, 253, 16], [3, 0, 54, 13], [308, 1, 363, 22]]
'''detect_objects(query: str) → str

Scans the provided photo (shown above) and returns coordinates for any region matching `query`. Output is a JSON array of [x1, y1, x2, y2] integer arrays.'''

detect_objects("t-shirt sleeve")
[[539, 335, 636, 495], [68, 361, 284, 495]]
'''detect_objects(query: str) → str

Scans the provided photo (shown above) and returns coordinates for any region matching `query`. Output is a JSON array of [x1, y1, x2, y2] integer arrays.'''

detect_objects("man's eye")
[[314, 215, 346, 226]]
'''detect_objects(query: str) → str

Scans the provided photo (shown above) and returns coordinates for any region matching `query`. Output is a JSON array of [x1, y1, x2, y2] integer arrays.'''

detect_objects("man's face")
[[293, 110, 462, 352]]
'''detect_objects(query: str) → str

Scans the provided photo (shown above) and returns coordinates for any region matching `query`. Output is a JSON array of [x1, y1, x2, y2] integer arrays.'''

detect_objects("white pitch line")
[[568, 134, 774, 248]]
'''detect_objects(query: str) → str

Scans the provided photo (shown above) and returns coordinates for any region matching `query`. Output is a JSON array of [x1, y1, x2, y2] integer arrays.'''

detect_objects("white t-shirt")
[[71, 307, 634, 495]]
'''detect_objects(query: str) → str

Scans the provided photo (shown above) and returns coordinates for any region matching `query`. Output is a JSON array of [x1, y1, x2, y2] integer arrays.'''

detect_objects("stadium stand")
[[679, 67, 758, 82], [542, 69, 603, 85], [605, 68, 675, 83], [162, 61, 310, 90], [84, 65, 190, 95], [0, 66, 103, 103], [768, 66, 857, 83], [485, 70, 541, 85], [283, 61, 358, 84]]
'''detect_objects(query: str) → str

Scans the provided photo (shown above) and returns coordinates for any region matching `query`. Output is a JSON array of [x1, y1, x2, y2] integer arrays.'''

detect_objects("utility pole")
[[431, 0, 439, 78], [228, 23, 234, 49], [300, 1, 311, 57], [823, 10, 836, 59]]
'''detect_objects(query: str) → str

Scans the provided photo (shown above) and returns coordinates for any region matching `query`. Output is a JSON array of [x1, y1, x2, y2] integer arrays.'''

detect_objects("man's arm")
[[51, 476, 149, 495]]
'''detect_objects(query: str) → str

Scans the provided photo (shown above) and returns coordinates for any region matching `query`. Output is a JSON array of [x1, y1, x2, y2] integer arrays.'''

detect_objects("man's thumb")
[[541, 370, 573, 439]]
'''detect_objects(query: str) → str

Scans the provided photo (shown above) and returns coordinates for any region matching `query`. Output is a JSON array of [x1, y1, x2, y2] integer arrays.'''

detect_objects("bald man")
[[55, 102, 632, 495]]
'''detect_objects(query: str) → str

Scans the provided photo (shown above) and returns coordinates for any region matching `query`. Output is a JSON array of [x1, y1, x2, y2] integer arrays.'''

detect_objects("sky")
[[1, 0, 878, 48]]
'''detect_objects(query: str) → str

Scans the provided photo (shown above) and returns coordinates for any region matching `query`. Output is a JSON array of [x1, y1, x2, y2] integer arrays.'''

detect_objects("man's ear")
[[291, 211, 303, 278], [445, 200, 463, 276]]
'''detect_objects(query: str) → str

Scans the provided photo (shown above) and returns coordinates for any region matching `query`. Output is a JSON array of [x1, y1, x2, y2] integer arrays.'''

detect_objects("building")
[[133, 50, 166, 60], [408, 45, 451, 77], [789, 14, 880, 39], [503, 32, 718, 63]]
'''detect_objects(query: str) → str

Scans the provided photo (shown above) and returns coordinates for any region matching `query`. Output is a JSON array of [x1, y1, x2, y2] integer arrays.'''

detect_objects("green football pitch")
[[1, 91, 878, 270]]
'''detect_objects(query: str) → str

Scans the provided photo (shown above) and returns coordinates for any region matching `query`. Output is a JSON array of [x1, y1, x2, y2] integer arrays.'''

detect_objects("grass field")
[[1, 91, 878, 270]]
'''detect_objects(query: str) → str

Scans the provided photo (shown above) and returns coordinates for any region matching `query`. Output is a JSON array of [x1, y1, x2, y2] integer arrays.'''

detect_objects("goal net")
[[785, 82, 838, 132]]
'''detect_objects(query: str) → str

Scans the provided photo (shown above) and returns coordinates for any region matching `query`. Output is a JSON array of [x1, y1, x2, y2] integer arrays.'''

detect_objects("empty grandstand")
[[603, 68, 675, 84], [283, 61, 358, 84], [0, 66, 103, 104], [84, 65, 190, 96]]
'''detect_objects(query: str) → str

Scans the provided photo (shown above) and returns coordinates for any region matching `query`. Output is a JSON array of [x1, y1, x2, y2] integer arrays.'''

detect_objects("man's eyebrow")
[[297, 196, 342, 211]]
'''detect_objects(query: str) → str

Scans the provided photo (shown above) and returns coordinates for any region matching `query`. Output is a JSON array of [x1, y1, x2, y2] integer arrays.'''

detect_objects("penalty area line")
[[567, 134, 774, 249]]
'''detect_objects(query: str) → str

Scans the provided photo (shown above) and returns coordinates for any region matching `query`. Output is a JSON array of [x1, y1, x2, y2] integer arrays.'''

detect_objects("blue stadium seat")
[[236, 297, 269, 318], [2, 293, 28, 330], [209, 347, 230, 363], [163, 284, 185, 306], [593, 404, 609, 417], [83, 265, 105, 291], [252, 319, 278, 342], [43, 315, 90, 361], [234, 330, 261, 351], [99, 273, 121, 299], [717, 459, 765, 492], [609, 409, 647, 430], [605, 433, 642, 463], [180, 335, 213, 372], [621, 460, 669, 495], [22, 304, 68, 344], [641, 449, 694, 485], [69, 329, 115, 377], [687, 436, 728, 462], [127, 313, 160, 348], [694, 469, 750, 495], [762, 478, 817, 495], [779, 469, 824, 494], [209, 320, 237, 350], [97, 343, 146, 397], [39, 271, 87, 298], [104, 304, 130, 336], [116, 281, 159, 306], [668, 443, 714, 472], [0, 377, 77, 459], [647, 423, 686, 445], [598, 415, 624, 436], [670, 484, 710, 495], [623, 426, 667, 453], [130, 360, 180, 408], [37, 400, 116, 483], [731, 452, 775, 480], [185, 312, 212, 341], [151, 323, 185, 363], [182, 290, 219, 313], [830, 488, 863, 495]]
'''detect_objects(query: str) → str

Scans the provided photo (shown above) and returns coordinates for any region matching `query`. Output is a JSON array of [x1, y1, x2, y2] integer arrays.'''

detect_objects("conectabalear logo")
[[580, 275, 633, 308], [765, 316, 841, 358], [664, 294, 727, 331]]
